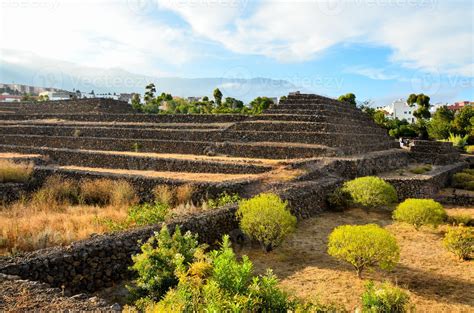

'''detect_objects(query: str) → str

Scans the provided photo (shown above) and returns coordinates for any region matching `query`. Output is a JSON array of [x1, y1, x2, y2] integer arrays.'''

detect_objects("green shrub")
[[327, 224, 400, 278], [341, 176, 398, 209], [463, 168, 474, 175], [237, 193, 297, 252], [127, 202, 169, 226], [393, 199, 447, 230], [465, 145, 474, 154], [452, 172, 474, 189], [151, 235, 296, 312], [327, 188, 351, 211], [361, 281, 410, 313], [447, 214, 473, 226], [409, 164, 432, 175], [129, 226, 202, 306], [464, 181, 474, 191], [443, 226, 473, 260], [206, 192, 241, 209], [443, 133, 469, 148]]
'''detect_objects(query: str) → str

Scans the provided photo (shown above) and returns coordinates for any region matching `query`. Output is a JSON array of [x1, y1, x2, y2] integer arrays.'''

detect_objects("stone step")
[[229, 120, 387, 135], [272, 102, 362, 114], [0, 145, 274, 174], [0, 113, 249, 124], [213, 141, 341, 159], [254, 113, 376, 125], [0, 134, 342, 159], [0, 120, 229, 130], [264, 108, 372, 121], [221, 130, 392, 146], [0, 125, 222, 141]]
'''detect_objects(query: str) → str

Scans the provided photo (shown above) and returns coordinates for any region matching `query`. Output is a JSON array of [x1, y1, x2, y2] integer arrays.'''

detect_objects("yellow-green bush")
[[452, 169, 474, 190], [0, 160, 33, 183], [393, 199, 447, 230], [361, 281, 411, 312], [409, 164, 432, 175], [327, 224, 399, 278], [443, 226, 473, 260], [237, 193, 296, 252], [341, 176, 398, 209], [465, 145, 474, 154]]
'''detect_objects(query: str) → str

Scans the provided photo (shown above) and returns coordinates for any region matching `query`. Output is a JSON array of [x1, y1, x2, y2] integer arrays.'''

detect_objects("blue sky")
[[0, 0, 473, 105]]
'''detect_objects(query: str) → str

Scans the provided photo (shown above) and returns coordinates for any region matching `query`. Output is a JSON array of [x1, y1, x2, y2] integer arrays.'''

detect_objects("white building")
[[379, 99, 416, 123], [39, 91, 73, 101]]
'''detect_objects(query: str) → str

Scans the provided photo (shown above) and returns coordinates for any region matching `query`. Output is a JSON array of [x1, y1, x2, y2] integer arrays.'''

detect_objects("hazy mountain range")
[[0, 54, 300, 102]]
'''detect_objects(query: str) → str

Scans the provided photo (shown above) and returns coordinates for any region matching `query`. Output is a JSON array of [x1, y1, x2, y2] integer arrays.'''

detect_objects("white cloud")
[[345, 66, 400, 81], [157, 0, 473, 77], [0, 0, 198, 75]]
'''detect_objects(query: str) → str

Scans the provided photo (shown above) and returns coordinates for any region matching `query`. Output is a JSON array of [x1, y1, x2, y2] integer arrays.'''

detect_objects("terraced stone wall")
[[0, 113, 249, 123], [385, 162, 467, 200], [31, 167, 253, 203], [0, 207, 239, 293]]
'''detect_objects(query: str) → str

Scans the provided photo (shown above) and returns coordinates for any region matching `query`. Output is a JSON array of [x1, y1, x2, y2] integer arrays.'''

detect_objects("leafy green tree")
[[407, 93, 432, 138], [144, 83, 156, 104], [131, 93, 142, 111], [453, 105, 474, 137], [249, 96, 274, 114], [407, 93, 431, 120], [328, 224, 400, 278], [338, 93, 356, 106], [427, 106, 454, 140], [213, 88, 223, 106], [373, 110, 387, 127], [223, 97, 244, 110]]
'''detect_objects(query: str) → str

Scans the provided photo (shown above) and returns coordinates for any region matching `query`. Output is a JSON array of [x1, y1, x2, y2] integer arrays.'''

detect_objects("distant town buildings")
[[377, 99, 416, 123], [447, 101, 473, 112], [0, 93, 22, 102], [39, 91, 75, 101]]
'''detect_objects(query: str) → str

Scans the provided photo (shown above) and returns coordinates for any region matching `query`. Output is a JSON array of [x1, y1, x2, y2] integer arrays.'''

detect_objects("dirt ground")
[[238, 207, 474, 312]]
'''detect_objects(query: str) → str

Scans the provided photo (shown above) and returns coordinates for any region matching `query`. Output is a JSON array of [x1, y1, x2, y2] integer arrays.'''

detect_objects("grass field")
[[238, 207, 474, 312]]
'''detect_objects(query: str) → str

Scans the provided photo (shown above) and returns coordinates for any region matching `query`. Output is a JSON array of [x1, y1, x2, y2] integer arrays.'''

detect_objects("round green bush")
[[327, 224, 400, 278], [392, 199, 447, 230], [237, 193, 297, 252], [443, 226, 473, 260], [341, 176, 398, 209], [362, 281, 410, 313]]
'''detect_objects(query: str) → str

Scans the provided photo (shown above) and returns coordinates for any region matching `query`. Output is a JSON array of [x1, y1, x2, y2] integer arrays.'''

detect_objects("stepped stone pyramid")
[[0, 93, 402, 203], [222, 93, 398, 158]]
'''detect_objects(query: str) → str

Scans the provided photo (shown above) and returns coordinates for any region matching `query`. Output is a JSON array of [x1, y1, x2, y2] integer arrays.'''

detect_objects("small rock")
[[110, 303, 122, 311], [71, 293, 88, 300]]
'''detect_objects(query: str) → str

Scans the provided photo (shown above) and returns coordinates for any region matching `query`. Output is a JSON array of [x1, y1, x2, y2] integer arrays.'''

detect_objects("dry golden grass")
[[0, 201, 128, 255], [175, 184, 195, 205], [0, 176, 138, 255], [153, 184, 175, 206], [58, 165, 261, 182], [238, 207, 474, 312], [79, 178, 138, 206], [0, 159, 33, 183]]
